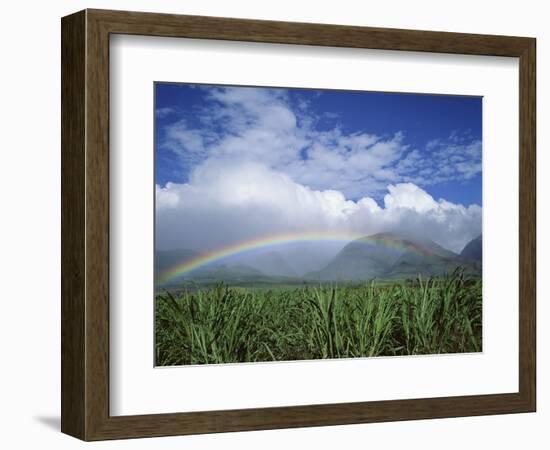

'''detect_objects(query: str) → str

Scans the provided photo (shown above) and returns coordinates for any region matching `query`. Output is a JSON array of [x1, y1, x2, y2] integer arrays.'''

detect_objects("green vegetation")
[[155, 269, 482, 365]]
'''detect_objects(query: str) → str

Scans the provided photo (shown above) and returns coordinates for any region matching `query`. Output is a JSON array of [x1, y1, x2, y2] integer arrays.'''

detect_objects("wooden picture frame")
[[61, 9, 536, 441]]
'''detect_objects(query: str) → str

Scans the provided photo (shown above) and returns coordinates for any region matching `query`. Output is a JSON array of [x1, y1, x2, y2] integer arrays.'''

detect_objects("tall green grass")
[[155, 269, 482, 365]]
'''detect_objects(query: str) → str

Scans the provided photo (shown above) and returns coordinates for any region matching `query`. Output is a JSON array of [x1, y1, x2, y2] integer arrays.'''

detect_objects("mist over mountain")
[[155, 248, 199, 274], [156, 242, 344, 285], [459, 235, 482, 262], [268, 242, 345, 276], [156, 232, 481, 287], [235, 251, 297, 278], [156, 233, 481, 285], [189, 264, 265, 282], [307, 232, 473, 282], [156, 247, 317, 286], [307, 234, 402, 281]]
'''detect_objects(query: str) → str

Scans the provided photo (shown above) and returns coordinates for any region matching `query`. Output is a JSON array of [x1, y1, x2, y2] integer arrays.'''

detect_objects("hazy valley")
[[156, 232, 482, 288]]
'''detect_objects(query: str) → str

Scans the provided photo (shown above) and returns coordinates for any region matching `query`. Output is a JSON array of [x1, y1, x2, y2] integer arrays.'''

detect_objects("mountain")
[[191, 264, 265, 281], [155, 248, 199, 274], [386, 249, 461, 279], [307, 232, 473, 282], [238, 251, 297, 277], [155, 248, 301, 286], [459, 235, 482, 262], [307, 233, 403, 281], [176, 263, 306, 287], [156, 234, 482, 287], [409, 237, 457, 259], [275, 242, 345, 276]]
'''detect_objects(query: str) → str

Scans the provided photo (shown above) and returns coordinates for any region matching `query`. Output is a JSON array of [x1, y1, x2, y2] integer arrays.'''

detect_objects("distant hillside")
[[307, 233, 403, 281], [190, 264, 265, 281], [156, 233, 482, 287], [156, 248, 199, 274], [409, 236, 457, 259], [386, 250, 461, 279], [173, 263, 304, 287], [156, 248, 302, 287], [237, 251, 297, 277], [459, 235, 482, 262], [307, 232, 479, 282]]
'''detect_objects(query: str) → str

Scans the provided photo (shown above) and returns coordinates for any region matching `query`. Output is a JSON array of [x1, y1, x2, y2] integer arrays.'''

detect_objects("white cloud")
[[383, 183, 439, 213], [159, 87, 481, 199], [410, 137, 482, 184], [155, 86, 482, 259], [156, 162, 481, 254], [156, 107, 175, 118]]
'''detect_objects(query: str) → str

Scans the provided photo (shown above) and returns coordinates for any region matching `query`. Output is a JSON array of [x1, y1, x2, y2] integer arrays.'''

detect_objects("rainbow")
[[157, 231, 431, 284]]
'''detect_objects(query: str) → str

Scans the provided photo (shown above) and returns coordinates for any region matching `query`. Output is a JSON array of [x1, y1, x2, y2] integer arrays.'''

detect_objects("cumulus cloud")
[[156, 107, 175, 118], [402, 136, 482, 185], [155, 86, 482, 258], [158, 86, 481, 199], [156, 161, 481, 254]]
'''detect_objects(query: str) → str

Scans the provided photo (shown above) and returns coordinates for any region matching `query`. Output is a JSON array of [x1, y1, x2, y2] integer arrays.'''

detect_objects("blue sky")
[[155, 83, 482, 206], [154, 83, 482, 253]]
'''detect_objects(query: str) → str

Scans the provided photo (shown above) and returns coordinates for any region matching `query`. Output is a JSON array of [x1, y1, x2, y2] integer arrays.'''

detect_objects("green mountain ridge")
[[156, 233, 482, 287], [307, 233, 480, 282], [459, 234, 482, 262]]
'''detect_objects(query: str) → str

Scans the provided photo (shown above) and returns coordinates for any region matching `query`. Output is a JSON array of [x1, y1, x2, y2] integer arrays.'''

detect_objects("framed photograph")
[[61, 9, 536, 440]]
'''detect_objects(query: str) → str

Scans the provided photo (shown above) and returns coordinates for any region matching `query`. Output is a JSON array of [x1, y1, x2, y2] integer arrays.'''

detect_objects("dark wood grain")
[[518, 38, 536, 409], [89, 8, 532, 56], [61, 8, 536, 441], [85, 10, 111, 439], [61, 10, 86, 439]]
